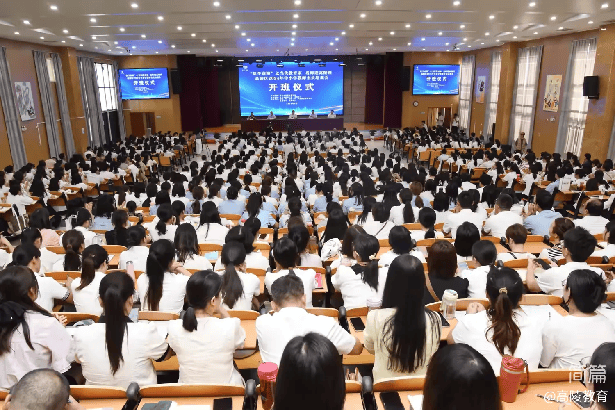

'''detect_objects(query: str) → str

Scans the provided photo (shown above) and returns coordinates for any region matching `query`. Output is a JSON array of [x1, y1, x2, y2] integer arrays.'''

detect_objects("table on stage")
[[240, 117, 344, 131]]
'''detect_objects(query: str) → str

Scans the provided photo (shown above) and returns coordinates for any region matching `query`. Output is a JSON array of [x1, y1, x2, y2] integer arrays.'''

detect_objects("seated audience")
[[424, 240, 469, 304], [174, 223, 213, 270], [575, 198, 610, 235], [459, 240, 497, 298], [496, 223, 535, 262], [482, 194, 523, 238], [3, 369, 81, 410], [220, 241, 260, 311], [70, 244, 108, 316], [538, 217, 575, 262], [523, 189, 561, 236]]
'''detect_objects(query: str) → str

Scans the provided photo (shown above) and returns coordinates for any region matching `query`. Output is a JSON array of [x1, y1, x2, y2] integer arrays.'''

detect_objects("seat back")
[[70, 385, 127, 400], [139, 383, 245, 398], [306, 307, 339, 317], [138, 311, 180, 321]]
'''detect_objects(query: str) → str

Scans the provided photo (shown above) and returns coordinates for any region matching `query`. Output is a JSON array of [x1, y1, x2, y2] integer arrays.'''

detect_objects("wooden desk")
[[241, 117, 344, 132], [77, 395, 250, 410], [108, 253, 121, 269], [496, 242, 549, 255]]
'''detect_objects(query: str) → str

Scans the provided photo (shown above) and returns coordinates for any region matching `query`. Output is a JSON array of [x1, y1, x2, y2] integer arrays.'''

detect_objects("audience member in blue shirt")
[[89, 193, 115, 231], [218, 186, 246, 216], [241, 193, 277, 228], [545, 169, 566, 195], [523, 189, 562, 236], [149, 191, 171, 216], [342, 183, 365, 214], [313, 182, 337, 213]]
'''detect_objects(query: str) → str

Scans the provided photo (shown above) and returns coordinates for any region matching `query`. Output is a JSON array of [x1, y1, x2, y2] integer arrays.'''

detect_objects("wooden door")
[[129, 112, 145, 137], [443, 107, 452, 128], [145, 112, 156, 134]]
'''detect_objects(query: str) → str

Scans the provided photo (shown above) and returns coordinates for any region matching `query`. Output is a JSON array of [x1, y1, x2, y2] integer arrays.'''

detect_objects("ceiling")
[[0, 0, 613, 56]]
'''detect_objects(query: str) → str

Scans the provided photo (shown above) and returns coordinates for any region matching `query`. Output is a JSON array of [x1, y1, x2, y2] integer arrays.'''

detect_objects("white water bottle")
[[441, 289, 458, 320]]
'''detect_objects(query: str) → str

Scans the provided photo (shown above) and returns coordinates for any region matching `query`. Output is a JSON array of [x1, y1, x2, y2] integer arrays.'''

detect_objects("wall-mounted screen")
[[119, 68, 170, 100], [412, 64, 460, 95], [238, 61, 343, 116]]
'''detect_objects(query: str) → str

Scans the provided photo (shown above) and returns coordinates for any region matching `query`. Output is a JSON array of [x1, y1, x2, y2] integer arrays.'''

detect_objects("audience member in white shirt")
[[458, 240, 498, 298], [454, 222, 481, 262], [267, 111, 276, 120], [150, 204, 178, 242], [196, 202, 230, 244], [167, 271, 246, 385], [526, 227, 610, 297], [69, 208, 100, 247], [138, 239, 193, 314], [219, 242, 261, 311], [363, 203, 395, 240], [575, 199, 610, 235], [450, 267, 542, 374], [482, 194, 524, 239], [379, 226, 427, 267], [443, 191, 485, 238], [540, 269, 614, 370], [328, 110, 336, 118], [591, 221, 614, 260], [496, 224, 535, 263], [118, 226, 150, 272], [0, 266, 74, 390], [70, 244, 109, 316], [308, 110, 317, 119], [256, 274, 362, 366], [73, 272, 169, 389], [174, 223, 214, 271], [6, 184, 36, 216], [288, 110, 297, 119]]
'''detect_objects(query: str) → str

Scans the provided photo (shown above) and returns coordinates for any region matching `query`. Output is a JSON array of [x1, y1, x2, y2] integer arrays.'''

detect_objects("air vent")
[[0, 20, 15, 27], [497, 32, 513, 37], [563, 14, 590, 23], [33, 28, 55, 35]]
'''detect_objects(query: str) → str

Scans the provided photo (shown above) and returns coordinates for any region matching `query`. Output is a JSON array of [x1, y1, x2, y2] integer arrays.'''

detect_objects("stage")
[[204, 122, 384, 134]]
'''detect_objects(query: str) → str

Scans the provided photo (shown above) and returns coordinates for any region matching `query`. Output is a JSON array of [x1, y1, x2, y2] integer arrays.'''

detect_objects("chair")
[[70, 385, 128, 400], [346, 307, 369, 317], [252, 242, 270, 251], [102, 245, 127, 254], [373, 376, 425, 392], [220, 214, 241, 221], [138, 311, 180, 321], [198, 243, 223, 254], [227, 310, 260, 320], [139, 383, 246, 398], [299, 266, 326, 274], [403, 223, 423, 230], [519, 294, 562, 306], [246, 267, 266, 276], [378, 238, 390, 247], [47, 246, 67, 254], [605, 292, 615, 302], [503, 259, 529, 269], [306, 307, 339, 317], [481, 236, 501, 244], [526, 235, 545, 243], [425, 297, 490, 312], [53, 312, 100, 324], [46, 271, 81, 282]]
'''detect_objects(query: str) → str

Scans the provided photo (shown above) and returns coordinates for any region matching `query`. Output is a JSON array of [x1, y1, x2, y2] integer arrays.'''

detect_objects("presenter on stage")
[[309, 109, 317, 119], [248, 111, 256, 120], [328, 110, 336, 118], [289, 110, 297, 119], [267, 111, 276, 120]]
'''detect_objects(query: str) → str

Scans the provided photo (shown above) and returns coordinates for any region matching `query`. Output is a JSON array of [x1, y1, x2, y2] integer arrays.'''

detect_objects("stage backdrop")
[[238, 61, 343, 116]]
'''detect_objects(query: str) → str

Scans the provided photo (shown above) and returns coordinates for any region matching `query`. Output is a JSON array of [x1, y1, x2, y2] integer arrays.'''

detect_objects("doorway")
[[129, 112, 156, 137], [428, 107, 452, 128]]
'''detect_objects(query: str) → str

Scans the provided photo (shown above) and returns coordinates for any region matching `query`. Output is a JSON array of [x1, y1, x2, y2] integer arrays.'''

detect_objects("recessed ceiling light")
[[61, 40, 65, 43], [453, 1, 460, 5], [251, 43, 255, 46], [534, 31, 538, 34], [360, 13, 366, 18], [485, 32, 490, 36], [349, 24, 354, 28], [187, 50, 190, 53], [513, 25, 518, 29], [463, 37, 467, 41], [405, 24, 411, 28], [158, 40, 162, 43], [226, 15, 231, 19], [489, 15, 495, 20], [481, 42, 485, 44], [90, 17, 96, 23], [426, 14, 432, 19], [375, 0, 382, 5], [108, 49, 111, 52], [94, 46, 98, 49], [131, 3, 138, 9], [330, 42, 334, 45], [114, 41, 118, 44], [23, 20, 30, 25], [365, 48, 369, 50], [202, 39, 207, 42], [422, 48, 426, 50], [246, 38, 251, 41], [158, 16, 164, 21], [341, 31, 346, 35], [550, 16, 557, 21], [292, 31, 296, 35], [293, 14, 299, 18], [155, 51, 159, 54], [291, 37, 295, 41], [529, 2, 536, 7], [295, 0, 302, 4], [235, 25, 239, 29], [92, 35, 96, 39], [50, 5, 58, 11], [378, 37, 382, 41], [460, 24, 465, 28], [496, 39, 500, 42], [241, 32, 246, 36], [421, 37, 425, 41], [393, 48, 396, 50], [335, 37, 339, 41], [601, 27, 607, 30], [369, 41, 373, 45], [14, 31, 19, 35], [292, 24, 297, 28], [132, 46, 136, 49], [216, 49, 219, 52], [438, 31, 443, 35], [141, 34, 146, 38], [335, 48, 339, 51], [63, 29, 68, 34], [213, 1, 220, 6], [390, 31, 395, 35], [408, 42, 411, 45], [79, 43, 83, 46], [467, 45, 471, 48], [588, 20, 594, 24], [171, 44, 176, 48], [601, 3, 608, 9], [211, 43, 215, 46], [513, 35, 518, 39], [191, 33, 196, 37], [445, 42, 449, 45], [558, 26, 564, 30], [291, 43, 295, 46], [177, 26, 183, 30], [119, 27, 125, 32]]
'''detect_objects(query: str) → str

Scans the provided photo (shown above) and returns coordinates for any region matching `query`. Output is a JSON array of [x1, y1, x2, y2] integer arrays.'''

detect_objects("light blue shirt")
[[546, 180, 560, 195], [218, 199, 246, 216], [342, 198, 363, 214], [241, 209, 276, 228], [90, 216, 113, 231], [149, 204, 160, 216], [524, 209, 562, 236], [312, 195, 338, 213]]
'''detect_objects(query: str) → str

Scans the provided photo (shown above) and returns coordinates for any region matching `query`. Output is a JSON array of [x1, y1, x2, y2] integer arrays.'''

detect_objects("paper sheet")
[[408, 395, 423, 410]]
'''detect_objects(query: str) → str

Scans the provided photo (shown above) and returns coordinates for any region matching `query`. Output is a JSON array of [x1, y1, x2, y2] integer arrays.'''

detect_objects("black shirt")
[[422, 273, 469, 305]]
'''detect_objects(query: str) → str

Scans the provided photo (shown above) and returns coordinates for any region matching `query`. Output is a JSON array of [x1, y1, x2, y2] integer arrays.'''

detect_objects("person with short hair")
[[527, 227, 610, 296], [378, 226, 426, 267], [442, 191, 485, 238], [540, 269, 614, 369], [482, 194, 524, 238], [454, 221, 481, 261], [586, 342, 615, 411], [592, 220, 615, 260], [496, 223, 535, 262], [308, 109, 317, 119], [575, 199, 610, 235], [3, 368, 82, 410], [424, 240, 469, 305], [274, 333, 345, 410], [328, 109, 336, 118], [458, 240, 497, 298], [256, 274, 362, 366], [523, 189, 562, 236], [538, 217, 575, 262], [267, 111, 276, 120]]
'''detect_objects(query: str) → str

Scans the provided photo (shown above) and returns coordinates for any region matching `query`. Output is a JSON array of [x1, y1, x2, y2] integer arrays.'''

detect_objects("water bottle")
[[441, 289, 458, 320]]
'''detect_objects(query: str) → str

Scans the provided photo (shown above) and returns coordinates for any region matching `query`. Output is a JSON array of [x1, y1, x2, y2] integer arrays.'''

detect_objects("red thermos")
[[258, 362, 278, 410], [499, 356, 529, 403]]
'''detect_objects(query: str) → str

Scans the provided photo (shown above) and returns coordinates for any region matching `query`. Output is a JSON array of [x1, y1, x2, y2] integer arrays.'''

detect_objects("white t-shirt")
[[458, 265, 491, 299], [73, 226, 99, 247], [389, 204, 420, 226], [256, 307, 356, 366], [540, 313, 615, 369], [219, 271, 261, 311], [363, 221, 395, 240], [167, 317, 245, 385], [331, 265, 387, 309], [574, 216, 610, 236], [196, 223, 229, 244], [378, 250, 426, 267], [178, 253, 214, 271], [118, 246, 150, 272], [452, 309, 543, 374], [39, 248, 61, 274], [482, 211, 524, 239], [34, 273, 69, 312], [265, 268, 316, 308], [536, 262, 606, 297], [137, 272, 190, 314], [70, 271, 106, 315], [443, 209, 485, 238], [496, 251, 535, 263], [150, 224, 177, 242], [0, 311, 74, 389], [73, 322, 168, 389]]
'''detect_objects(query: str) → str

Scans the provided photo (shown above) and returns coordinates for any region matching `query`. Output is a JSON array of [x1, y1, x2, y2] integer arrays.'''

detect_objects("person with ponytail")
[[332, 234, 386, 309], [0, 266, 73, 389], [188, 185, 205, 215], [219, 242, 260, 311], [389, 188, 417, 225], [150, 203, 177, 242], [241, 193, 277, 228], [70, 244, 108, 316], [174, 223, 213, 270], [540, 269, 614, 369], [68, 207, 98, 247], [139, 239, 192, 314], [73, 271, 168, 388], [167, 270, 246, 385], [449, 266, 542, 374], [265, 237, 317, 308], [312, 182, 335, 213], [364, 255, 441, 382], [52, 229, 85, 271], [196, 201, 229, 244], [9, 244, 72, 312], [342, 183, 365, 214], [105, 210, 129, 247], [118, 225, 150, 272], [280, 196, 311, 228], [379, 226, 426, 268], [19, 227, 58, 274]]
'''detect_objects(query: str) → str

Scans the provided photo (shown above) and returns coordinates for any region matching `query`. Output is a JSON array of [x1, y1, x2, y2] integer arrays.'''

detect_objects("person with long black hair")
[[363, 202, 395, 240], [73, 271, 168, 388], [196, 201, 229, 244], [174, 223, 213, 270], [68, 207, 99, 247], [150, 203, 177, 242], [320, 207, 349, 246], [104, 210, 129, 247], [449, 267, 542, 373], [0, 266, 73, 389], [118, 225, 150, 272], [138, 239, 192, 313], [332, 234, 386, 309], [241, 193, 277, 228], [342, 182, 365, 214], [364, 254, 441, 382], [29, 208, 61, 247], [52, 229, 85, 271], [389, 188, 417, 225], [70, 244, 108, 316], [167, 270, 246, 385], [378, 226, 426, 267], [219, 242, 260, 311]]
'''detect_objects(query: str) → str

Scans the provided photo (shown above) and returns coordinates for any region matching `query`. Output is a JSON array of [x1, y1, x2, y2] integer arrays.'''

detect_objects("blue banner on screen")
[[412, 64, 460, 95], [119, 68, 170, 100], [239, 62, 343, 116]]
